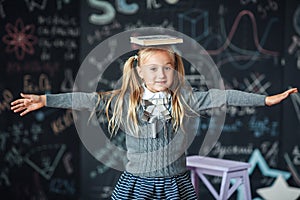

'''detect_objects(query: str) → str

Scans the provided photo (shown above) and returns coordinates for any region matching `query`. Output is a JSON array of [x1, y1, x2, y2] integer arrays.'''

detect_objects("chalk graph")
[[183, 8, 280, 70], [207, 10, 278, 56]]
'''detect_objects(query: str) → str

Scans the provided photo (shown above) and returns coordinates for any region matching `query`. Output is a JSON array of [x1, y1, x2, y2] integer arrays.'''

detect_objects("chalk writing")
[[50, 109, 75, 135], [37, 14, 77, 26], [147, 0, 161, 9], [60, 68, 77, 92], [25, 0, 47, 11], [248, 116, 279, 137], [88, 0, 115, 25], [9, 122, 43, 145], [116, 0, 138, 14], [56, 0, 71, 10], [0, 89, 13, 114], [260, 141, 279, 167], [0, 0, 79, 197], [88, 0, 174, 26], [49, 178, 75, 195], [227, 106, 256, 117], [86, 20, 122, 45], [6, 61, 60, 76], [257, 0, 278, 18], [0, 168, 10, 186], [288, 35, 300, 55], [200, 104, 256, 118], [10, 123, 29, 144], [63, 152, 74, 174], [38, 36, 78, 46], [37, 15, 79, 61], [240, 0, 278, 18], [0, 131, 8, 151], [25, 0, 71, 10], [210, 142, 254, 158], [222, 120, 243, 132], [124, 19, 174, 30], [5, 147, 23, 167], [292, 145, 300, 165], [23, 74, 52, 93]]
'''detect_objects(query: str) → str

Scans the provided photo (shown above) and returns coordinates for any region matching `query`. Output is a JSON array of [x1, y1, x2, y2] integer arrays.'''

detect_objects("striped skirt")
[[111, 171, 197, 200]]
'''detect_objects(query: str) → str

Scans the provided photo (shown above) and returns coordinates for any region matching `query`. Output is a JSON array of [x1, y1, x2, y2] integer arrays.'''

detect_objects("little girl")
[[11, 46, 297, 199]]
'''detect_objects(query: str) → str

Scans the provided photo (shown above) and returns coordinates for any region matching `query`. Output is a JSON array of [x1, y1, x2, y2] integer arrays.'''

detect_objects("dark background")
[[0, 0, 299, 199]]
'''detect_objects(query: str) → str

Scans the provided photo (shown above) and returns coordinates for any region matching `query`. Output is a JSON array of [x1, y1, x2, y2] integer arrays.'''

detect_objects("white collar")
[[142, 84, 170, 100]]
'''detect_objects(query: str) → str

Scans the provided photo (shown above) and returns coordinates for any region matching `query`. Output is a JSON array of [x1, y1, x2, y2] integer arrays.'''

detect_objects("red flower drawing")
[[2, 18, 38, 60]]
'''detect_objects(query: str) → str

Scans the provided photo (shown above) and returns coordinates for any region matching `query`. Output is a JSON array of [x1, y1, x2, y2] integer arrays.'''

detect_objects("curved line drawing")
[[204, 10, 279, 56], [220, 17, 279, 56]]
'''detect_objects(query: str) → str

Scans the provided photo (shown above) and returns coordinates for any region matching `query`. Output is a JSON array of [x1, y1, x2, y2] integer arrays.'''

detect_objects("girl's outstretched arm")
[[11, 93, 46, 116], [11, 92, 101, 116], [190, 87, 298, 111], [265, 88, 298, 106]]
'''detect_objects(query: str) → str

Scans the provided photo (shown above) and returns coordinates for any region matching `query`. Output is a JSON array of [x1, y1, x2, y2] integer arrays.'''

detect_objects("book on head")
[[130, 35, 183, 46]]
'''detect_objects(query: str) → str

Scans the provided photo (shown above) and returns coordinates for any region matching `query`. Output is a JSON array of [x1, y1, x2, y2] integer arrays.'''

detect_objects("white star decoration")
[[257, 175, 300, 200]]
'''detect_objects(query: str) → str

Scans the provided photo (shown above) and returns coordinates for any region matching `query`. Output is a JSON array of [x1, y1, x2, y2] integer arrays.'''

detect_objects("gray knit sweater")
[[46, 89, 266, 177]]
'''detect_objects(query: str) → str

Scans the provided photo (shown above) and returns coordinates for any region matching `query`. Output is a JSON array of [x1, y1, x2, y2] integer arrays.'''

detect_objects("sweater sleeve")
[[46, 92, 99, 110], [191, 89, 266, 111]]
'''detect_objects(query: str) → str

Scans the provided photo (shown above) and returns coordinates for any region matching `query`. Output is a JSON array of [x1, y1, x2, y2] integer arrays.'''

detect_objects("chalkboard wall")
[[1, 0, 300, 200]]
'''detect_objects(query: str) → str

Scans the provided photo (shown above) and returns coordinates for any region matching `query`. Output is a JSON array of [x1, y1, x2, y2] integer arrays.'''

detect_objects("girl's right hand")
[[11, 93, 46, 116]]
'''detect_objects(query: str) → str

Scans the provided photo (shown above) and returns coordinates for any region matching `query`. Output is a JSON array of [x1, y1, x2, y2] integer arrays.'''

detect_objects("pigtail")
[[108, 55, 143, 136]]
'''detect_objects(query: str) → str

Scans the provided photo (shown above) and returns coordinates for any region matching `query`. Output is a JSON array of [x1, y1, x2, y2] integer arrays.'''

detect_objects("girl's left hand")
[[265, 88, 298, 106]]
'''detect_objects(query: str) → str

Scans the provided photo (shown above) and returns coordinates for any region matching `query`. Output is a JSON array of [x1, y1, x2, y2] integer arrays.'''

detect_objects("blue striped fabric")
[[111, 171, 197, 200]]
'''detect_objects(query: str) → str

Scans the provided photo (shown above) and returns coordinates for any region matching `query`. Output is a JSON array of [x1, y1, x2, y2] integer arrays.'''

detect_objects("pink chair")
[[187, 155, 252, 200]]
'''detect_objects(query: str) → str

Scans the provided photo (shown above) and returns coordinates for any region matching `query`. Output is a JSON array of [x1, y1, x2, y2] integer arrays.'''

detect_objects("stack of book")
[[130, 35, 183, 46]]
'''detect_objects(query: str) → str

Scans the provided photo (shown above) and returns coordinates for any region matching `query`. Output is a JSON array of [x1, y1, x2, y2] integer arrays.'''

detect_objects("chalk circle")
[[73, 27, 226, 173]]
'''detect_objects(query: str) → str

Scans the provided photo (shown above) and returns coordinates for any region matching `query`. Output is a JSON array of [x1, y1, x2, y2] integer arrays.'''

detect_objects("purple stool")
[[187, 155, 252, 200]]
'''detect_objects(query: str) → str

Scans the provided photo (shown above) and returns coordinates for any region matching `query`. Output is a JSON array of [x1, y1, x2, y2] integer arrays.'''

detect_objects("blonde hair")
[[97, 47, 190, 136]]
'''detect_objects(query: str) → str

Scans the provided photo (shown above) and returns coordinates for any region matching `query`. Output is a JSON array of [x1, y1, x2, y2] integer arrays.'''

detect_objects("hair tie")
[[133, 55, 138, 60]]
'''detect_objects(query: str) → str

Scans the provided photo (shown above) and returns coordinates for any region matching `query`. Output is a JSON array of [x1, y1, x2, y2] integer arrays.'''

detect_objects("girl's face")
[[137, 51, 175, 92]]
